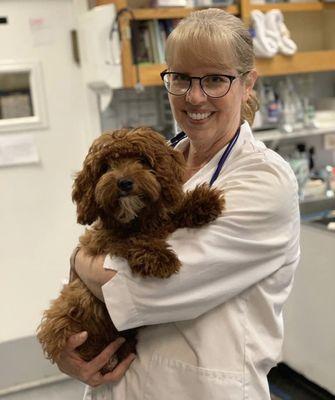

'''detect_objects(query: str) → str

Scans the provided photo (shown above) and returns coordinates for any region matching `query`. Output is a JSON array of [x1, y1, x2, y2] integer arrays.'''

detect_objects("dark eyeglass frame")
[[160, 70, 249, 98]]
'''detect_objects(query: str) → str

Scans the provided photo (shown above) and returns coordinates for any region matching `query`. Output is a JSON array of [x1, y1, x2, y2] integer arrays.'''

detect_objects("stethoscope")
[[169, 127, 240, 187]]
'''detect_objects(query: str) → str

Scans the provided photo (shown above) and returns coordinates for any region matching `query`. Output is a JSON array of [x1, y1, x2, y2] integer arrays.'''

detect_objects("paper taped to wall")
[[0, 133, 39, 167], [29, 17, 54, 46]]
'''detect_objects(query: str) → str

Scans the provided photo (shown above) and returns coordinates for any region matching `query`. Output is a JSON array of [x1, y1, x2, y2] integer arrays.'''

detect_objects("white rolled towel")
[[251, 10, 278, 58], [265, 9, 297, 56]]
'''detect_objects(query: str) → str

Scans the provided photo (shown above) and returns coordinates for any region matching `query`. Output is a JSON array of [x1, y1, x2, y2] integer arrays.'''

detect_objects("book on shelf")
[[130, 19, 181, 65], [153, 20, 165, 63], [131, 20, 152, 64], [148, 21, 160, 63], [143, 25, 155, 63]]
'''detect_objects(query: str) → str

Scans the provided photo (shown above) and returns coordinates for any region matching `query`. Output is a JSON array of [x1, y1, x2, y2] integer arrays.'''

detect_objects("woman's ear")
[[243, 69, 258, 102]]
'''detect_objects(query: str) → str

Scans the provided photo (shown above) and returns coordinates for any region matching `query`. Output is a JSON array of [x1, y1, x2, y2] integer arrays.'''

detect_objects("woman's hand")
[[75, 249, 116, 301], [56, 331, 136, 387]]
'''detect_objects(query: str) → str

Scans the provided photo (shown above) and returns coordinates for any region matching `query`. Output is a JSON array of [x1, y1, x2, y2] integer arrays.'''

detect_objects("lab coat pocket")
[[144, 354, 244, 400]]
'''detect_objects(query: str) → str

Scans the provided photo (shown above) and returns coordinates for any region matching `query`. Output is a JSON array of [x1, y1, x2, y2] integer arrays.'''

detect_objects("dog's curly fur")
[[37, 127, 225, 372]]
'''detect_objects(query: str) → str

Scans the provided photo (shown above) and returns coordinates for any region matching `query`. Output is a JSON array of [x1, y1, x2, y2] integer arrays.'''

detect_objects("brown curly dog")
[[37, 127, 225, 373]]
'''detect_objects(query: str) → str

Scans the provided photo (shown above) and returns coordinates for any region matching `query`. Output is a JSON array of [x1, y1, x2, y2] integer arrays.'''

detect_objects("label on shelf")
[[324, 133, 335, 150], [155, 0, 188, 5]]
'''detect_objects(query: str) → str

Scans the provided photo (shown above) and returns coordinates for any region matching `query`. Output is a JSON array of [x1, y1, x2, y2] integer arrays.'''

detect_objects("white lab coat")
[[84, 122, 300, 400]]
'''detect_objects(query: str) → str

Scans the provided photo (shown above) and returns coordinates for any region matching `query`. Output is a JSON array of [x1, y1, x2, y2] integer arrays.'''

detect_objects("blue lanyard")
[[169, 127, 240, 187]]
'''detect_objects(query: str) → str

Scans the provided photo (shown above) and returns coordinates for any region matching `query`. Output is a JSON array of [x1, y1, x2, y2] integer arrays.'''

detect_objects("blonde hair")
[[165, 8, 259, 125]]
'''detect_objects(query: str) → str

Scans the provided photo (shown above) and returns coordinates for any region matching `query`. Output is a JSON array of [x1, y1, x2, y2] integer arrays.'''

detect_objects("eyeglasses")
[[160, 70, 248, 98]]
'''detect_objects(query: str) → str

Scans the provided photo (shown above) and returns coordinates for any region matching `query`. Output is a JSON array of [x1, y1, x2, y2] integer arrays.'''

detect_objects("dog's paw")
[[130, 247, 181, 279], [179, 184, 225, 228], [197, 185, 225, 222]]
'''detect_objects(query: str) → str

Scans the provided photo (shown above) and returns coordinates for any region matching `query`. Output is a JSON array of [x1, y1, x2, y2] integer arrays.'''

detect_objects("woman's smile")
[[186, 111, 214, 122]]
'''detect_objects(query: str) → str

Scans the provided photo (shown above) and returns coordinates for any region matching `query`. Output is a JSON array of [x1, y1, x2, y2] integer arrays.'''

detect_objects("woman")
[[56, 8, 300, 399]]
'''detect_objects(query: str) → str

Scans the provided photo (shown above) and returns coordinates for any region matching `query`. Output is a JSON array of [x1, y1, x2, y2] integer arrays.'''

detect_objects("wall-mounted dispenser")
[[77, 4, 122, 92]]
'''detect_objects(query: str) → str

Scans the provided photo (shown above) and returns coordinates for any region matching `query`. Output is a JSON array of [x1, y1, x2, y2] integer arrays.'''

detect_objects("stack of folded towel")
[[251, 9, 298, 58]]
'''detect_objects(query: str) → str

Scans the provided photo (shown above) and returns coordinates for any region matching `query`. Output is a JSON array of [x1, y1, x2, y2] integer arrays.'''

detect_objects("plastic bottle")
[[303, 98, 317, 129], [264, 84, 280, 126], [286, 77, 304, 129], [279, 82, 296, 133], [289, 143, 310, 200]]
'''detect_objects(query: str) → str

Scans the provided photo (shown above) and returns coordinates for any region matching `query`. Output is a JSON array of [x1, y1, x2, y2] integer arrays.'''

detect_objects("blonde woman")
[[56, 9, 300, 400]]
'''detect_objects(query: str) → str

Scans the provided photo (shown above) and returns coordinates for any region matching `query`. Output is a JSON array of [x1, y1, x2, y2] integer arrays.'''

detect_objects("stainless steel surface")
[[300, 197, 335, 216], [300, 197, 335, 232]]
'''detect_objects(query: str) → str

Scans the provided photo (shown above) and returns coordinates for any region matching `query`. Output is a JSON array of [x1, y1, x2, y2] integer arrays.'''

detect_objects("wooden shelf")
[[256, 50, 335, 76], [323, 1, 335, 8], [138, 64, 166, 86], [132, 5, 239, 20], [241, 0, 335, 23], [95, 0, 335, 88], [124, 50, 335, 87], [250, 1, 324, 12]]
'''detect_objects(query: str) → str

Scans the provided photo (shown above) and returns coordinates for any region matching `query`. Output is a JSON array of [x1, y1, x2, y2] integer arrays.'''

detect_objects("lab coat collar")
[[175, 121, 253, 189]]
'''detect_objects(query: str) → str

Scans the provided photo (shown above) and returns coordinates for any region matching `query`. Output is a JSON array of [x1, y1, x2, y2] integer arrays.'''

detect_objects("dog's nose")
[[117, 179, 133, 192]]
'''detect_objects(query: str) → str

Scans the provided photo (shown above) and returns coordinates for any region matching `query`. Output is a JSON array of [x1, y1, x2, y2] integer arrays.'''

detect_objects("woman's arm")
[[74, 249, 116, 301], [100, 155, 300, 331]]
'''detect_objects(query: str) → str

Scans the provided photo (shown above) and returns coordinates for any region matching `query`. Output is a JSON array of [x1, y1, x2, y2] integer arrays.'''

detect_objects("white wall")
[[0, 0, 95, 344]]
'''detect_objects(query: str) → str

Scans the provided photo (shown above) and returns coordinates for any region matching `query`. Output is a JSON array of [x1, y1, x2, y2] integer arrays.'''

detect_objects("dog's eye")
[[100, 163, 110, 174], [138, 157, 152, 168]]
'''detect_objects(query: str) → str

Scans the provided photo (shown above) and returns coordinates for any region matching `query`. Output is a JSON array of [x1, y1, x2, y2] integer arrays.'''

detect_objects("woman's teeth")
[[187, 112, 212, 121]]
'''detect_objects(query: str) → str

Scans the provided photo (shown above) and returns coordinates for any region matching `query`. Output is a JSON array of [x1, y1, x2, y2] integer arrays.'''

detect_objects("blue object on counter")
[[211, 0, 234, 4]]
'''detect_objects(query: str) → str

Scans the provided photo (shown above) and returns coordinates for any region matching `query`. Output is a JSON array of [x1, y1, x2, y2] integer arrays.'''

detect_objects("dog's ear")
[[130, 127, 186, 208], [153, 146, 186, 209], [72, 134, 111, 225], [129, 128, 185, 182], [167, 147, 185, 184], [72, 167, 99, 225]]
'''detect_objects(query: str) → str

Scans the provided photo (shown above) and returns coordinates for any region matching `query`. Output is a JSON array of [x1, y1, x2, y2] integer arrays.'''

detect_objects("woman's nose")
[[185, 80, 207, 104]]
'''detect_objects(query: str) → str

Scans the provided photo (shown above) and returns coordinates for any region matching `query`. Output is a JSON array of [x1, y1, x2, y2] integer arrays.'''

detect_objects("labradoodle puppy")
[[37, 127, 225, 373]]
